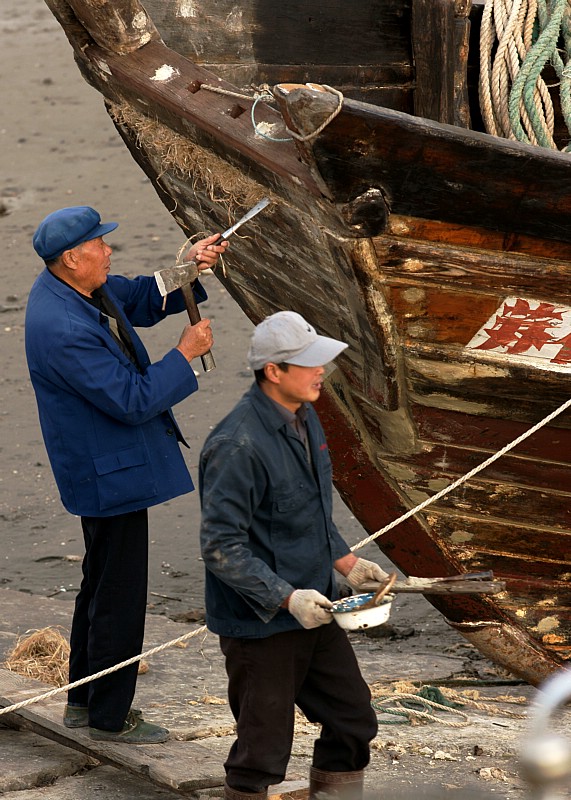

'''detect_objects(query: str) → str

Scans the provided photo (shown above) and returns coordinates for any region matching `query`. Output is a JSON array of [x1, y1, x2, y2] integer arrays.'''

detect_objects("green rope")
[[408, 686, 464, 708], [372, 704, 413, 725], [508, 0, 568, 146]]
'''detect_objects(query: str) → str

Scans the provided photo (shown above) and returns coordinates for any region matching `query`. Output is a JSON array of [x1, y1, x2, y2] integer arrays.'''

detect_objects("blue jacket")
[[199, 383, 351, 638], [25, 268, 205, 517]]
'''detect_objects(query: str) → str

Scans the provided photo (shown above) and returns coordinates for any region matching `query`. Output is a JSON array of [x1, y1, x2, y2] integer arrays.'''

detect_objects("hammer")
[[155, 258, 215, 371], [154, 198, 270, 372]]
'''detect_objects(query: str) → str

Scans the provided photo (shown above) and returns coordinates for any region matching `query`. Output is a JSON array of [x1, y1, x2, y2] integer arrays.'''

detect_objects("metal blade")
[[220, 197, 270, 239], [154, 261, 199, 297], [154, 198, 270, 296]]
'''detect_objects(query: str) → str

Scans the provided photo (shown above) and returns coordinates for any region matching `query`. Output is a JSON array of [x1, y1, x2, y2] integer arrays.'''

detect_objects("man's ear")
[[264, 363, 281, 385], [60, 249, 77, 270]]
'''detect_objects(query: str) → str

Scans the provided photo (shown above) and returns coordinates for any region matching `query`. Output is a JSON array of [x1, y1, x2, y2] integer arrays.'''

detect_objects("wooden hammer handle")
[[180, 283, 216, 372]]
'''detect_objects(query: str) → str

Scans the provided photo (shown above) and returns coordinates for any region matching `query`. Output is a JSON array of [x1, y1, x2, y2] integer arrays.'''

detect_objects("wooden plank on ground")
[[0, 669, 225, 793], [0, 669, 308, 799]]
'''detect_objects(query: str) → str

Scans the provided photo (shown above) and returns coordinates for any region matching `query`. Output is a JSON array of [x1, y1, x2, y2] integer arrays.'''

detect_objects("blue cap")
[[33, 206, 118, 261]]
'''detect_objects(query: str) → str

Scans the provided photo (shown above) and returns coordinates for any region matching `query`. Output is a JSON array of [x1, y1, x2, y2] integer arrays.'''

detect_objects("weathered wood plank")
[[452, 15, 472, 128], [404, 347, 571, 413], [427, 514, 571, 563], [373, 236, 571, 298], [379, 459, 571, 527], [141, 0, 413, 72], [386, 215, 571, 261], [381, 285, 501, 347], [495, 579, 571, 608], [412, 404, 571, 462], [442, 548, 571, 582], [381, 443, 571, 493], [391, 578, 506, 593], [67, 39, 322, 201], [48, 0, 160, 54], [412, 0, 456, 123], [276, 90, 571, 244], [0, 669, 307, 798], [0, 671, 226, 793]]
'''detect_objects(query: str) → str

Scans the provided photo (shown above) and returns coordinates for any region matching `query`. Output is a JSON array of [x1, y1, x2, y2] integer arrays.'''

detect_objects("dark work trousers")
[[67, 509, 148, 731], [220, 622, 378, 792]]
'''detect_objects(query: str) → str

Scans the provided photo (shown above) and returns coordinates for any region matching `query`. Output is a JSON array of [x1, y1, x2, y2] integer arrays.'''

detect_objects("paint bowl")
[[330, 592, 393, 630]]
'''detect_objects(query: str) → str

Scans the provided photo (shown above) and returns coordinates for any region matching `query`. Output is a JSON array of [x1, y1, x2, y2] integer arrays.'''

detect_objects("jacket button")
[[166, 428, 174, 436]]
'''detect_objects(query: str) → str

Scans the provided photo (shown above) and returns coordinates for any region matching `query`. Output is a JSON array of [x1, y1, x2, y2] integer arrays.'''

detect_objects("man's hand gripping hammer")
[[155, 259, 215, 372], [153, 198, 270, 373]]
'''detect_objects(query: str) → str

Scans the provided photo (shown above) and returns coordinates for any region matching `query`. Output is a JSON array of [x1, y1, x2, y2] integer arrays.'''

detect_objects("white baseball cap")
[[247, 311, 348, 370]]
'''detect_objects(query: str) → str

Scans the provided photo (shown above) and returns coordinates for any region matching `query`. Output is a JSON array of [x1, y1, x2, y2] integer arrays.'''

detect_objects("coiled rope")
[[373, 686, 470, 727], [372, 684, 528, 726], [479, 0, 571, 149]]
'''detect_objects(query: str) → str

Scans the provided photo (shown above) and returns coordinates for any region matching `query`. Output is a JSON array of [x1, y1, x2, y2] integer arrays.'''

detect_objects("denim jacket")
[[199, 383, 351, 638]]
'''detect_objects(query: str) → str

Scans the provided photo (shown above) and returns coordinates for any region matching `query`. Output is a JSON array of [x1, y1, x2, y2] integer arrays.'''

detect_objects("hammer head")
[[154, 260, 199, 297]]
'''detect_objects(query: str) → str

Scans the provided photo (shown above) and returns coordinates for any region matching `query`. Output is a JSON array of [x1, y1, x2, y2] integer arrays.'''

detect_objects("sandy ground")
[[2, 2, 570, 798], [1, 0, 258, 614], [0, 0, 409, 616]]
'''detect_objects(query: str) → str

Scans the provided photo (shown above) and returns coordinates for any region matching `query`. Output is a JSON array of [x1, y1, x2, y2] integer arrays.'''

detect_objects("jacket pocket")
[[93, 445, 157, 511]]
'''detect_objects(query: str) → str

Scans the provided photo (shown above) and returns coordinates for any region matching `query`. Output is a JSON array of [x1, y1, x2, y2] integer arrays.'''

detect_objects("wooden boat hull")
[[43, 0, 571, 685]]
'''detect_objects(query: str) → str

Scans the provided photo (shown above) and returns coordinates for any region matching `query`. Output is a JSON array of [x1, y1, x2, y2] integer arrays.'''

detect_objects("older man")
[[199, 311, 386, 800], [25, 205, 227, 743]]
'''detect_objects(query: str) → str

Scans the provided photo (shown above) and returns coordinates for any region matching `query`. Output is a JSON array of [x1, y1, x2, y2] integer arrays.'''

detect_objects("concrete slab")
[[0, 763, 183, 799], [0, 587, 553, 799], [0, 728, 89, 793]]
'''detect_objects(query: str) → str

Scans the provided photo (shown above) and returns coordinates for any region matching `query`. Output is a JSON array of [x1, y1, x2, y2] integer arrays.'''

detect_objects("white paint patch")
[[150, 64, 180, 82], [402, 287, 425, 303], [467, 296, 571, 370], [176, 0, 198, 18], [533, 616, 560, 633], [94, 57, 112, 76], [449, 530, 474, 544], [132, 11, 148, 30], [254, 121, 282, 139], [403, 258, 425, 273], [225, 6, 244, 32]]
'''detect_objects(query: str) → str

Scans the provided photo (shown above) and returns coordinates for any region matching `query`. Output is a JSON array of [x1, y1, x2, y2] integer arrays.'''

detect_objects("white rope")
[[284, 85, 344, 142], [373, 692, 471, 727], [200, 81, 343, 143], [0, 624, 207, 717], [351, 395, 571, 552], [479, 0, 570, 147], [5, 394, 571, 717]]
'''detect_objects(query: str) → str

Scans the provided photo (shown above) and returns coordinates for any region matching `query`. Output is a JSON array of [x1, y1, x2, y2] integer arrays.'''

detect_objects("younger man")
[[199, 311, 387, 800]]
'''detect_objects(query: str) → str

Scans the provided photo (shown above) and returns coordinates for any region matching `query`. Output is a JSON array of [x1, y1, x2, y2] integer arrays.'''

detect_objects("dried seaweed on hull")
[[4, 627, 70, 687], [108, 102, 268, 215]]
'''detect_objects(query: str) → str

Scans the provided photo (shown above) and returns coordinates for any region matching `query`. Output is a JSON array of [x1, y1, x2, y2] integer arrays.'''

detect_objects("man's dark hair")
[[254, 363, 290, 384]]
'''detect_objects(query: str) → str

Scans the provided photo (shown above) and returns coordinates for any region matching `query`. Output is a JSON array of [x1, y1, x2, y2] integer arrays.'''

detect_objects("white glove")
[[288, 589, 334, 629], [345, 558, 389, 591]]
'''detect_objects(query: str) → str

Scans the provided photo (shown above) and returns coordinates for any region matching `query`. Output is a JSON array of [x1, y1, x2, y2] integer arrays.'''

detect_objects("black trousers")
[[67, 509, 148, 731], [220, 623, 378, 792]]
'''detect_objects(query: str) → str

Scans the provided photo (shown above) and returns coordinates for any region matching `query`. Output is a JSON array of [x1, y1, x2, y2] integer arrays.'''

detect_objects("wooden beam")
[[412, 0, 456, 123], [61, 0, 160, 54]]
